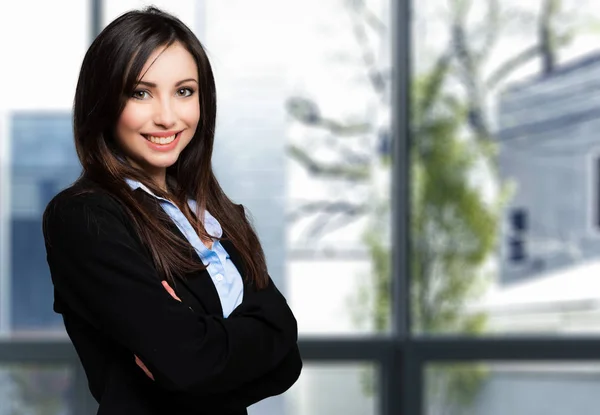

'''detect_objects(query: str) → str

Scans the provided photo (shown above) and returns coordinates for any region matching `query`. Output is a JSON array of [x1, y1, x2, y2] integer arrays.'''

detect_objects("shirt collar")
[[124, 177, 223, 238], [124, 177, 159, 198]]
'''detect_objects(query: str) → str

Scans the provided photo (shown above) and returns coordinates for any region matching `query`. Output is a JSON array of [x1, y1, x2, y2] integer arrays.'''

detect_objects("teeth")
[[147, 133, 177, 144]]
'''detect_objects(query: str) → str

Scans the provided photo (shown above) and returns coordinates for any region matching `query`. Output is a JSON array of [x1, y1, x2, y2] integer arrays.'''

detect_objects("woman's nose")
[[153, 98, 176, 128]]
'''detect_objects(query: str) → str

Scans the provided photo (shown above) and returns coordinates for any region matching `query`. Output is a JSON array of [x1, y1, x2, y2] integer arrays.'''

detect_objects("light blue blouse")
[[125, 179, 244, 317]]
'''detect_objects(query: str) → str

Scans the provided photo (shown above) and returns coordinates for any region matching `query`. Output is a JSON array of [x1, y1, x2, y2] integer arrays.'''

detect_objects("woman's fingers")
[[161, 280, 182, 302], [134, 354, 154, 380]]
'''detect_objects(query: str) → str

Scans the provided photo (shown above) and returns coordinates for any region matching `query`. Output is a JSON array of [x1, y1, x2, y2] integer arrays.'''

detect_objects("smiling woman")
[[41, 6, 301, 415], [116, 43, 200, 187]]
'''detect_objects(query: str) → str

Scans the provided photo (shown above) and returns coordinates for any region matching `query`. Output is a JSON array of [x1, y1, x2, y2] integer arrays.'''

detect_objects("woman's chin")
[[128, 155, 179, 176], [145, 152, 181, 168]]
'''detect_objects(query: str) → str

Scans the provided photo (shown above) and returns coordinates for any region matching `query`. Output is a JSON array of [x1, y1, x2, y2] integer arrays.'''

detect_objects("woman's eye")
[[177, 88, 194, 97], [132, 90, 150, 100]]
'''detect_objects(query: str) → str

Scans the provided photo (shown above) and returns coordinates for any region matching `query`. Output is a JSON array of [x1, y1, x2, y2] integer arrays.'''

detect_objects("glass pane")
[[0, 2, 89, 335], [281, 0, 392, 335], [426, 361, 600, 415], [208, 0, 393, 336], [109, 0, 392, 336], [412, 0, 600, 335], [284, 363, 379, 415], [0, 364, 74, 415]]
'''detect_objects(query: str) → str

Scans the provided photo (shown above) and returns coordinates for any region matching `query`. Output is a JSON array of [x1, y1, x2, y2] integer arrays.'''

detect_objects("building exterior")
[[454, 50, 600, 415], [497, 52, 600, 285]]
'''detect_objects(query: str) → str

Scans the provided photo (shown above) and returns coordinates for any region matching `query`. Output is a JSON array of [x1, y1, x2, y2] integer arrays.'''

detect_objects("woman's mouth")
[[142, 131, 181, 145], [141, 130, 183, 152]]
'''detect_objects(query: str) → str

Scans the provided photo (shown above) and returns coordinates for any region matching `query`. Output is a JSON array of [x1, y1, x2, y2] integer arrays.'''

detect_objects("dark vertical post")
[[391, 0, 412, 345], [390, 0, 413, 413], [90, 0, 102, 43]]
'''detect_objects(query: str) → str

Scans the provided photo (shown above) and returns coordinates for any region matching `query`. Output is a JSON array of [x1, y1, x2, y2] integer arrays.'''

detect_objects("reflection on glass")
[[286, 363, 378, 415], [0, 364, 73, 415], [426, 361, 600, 415], [413, 0, 600, 335]]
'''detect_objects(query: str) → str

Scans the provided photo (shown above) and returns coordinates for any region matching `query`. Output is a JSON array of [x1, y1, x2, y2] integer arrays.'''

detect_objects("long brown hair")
[[71, 6, 268, 289]]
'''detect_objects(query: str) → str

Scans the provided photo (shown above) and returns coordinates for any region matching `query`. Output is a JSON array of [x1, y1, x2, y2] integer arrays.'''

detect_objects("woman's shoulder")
[[42, 178, 137, 249], [43, 177, 128, 227]]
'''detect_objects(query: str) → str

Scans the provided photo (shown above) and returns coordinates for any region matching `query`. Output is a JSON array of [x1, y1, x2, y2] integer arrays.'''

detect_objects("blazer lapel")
[[174, 231, 250, 317], [146, 202, 223, 317], [135, 190, 246, 317], [219, 236, 248, 284], [176, 273, 224, 317], [167, 219, 224, 316], [175, 233, 249, 317]]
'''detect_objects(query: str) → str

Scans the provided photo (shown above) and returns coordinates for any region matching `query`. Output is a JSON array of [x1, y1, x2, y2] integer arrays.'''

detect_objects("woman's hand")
[[161, 280, 182, 302], [134, 281, 181, 380], [135, 355, 154, 380]]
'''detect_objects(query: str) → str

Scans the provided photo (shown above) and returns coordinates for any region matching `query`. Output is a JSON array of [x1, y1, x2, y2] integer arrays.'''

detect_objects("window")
[[5, 1, 600, 414], [508, 208, 528, 263]]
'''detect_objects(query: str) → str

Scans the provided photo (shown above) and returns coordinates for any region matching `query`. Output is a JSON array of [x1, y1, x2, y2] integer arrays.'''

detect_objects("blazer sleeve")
[[220, 344, 302, 410], [42, 192, 298, 395], [168, 343, 302, 413]]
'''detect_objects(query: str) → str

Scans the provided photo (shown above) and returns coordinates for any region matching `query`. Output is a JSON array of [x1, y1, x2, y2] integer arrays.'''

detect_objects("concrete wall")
[[497, 54, 600, 283]]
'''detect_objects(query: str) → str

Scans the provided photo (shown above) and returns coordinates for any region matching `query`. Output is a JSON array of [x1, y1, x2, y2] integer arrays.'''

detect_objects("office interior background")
[[2, 0, 600, 413]]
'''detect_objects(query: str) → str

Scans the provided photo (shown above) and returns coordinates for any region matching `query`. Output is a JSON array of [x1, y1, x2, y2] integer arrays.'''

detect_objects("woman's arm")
[[195, 344, 302, 412], [149, 344, 302, 413], [136, 281, 302, 411], [43, 192, 297, 395]]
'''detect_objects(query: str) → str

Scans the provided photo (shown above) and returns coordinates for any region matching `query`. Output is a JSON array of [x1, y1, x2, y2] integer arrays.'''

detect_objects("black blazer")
[[42, 177, 302, 415]]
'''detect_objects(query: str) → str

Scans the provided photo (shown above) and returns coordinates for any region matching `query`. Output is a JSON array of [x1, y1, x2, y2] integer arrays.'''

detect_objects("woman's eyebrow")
[[136, 78, 199, 87]]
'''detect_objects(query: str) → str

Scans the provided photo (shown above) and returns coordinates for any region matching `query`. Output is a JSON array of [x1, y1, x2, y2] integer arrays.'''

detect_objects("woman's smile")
[[141, 130, 183, 152]]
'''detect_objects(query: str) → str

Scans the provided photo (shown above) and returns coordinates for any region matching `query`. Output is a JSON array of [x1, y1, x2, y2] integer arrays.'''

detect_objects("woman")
[[42, 6, 301, 415]]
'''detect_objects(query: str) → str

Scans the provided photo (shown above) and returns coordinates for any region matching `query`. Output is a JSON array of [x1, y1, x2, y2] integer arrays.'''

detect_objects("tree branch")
[[364, 7, 386, 35], [485, 33, 572, 90], [451, 11, 492, 141], [287, 144, 371, 181], [415, 49, 453, 128], [321, 118, 373, 136], [287, 200, 368, 223], [285, 97, 372, 136], [539, 0, 562, 74], [475, 0, 500, 62], [302, 207, 366, 241], [346, 3, 388, 97]]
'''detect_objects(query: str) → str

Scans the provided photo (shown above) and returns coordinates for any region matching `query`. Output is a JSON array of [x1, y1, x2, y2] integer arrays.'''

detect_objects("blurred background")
[[3, 0, 600, 414]]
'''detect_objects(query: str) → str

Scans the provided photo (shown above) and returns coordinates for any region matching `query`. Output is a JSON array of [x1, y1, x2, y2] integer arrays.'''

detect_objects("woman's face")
[[116, 42, 200, 181]]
